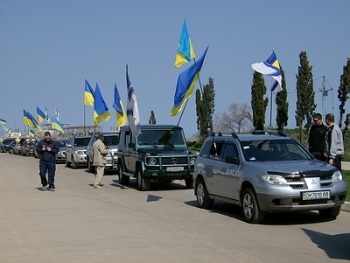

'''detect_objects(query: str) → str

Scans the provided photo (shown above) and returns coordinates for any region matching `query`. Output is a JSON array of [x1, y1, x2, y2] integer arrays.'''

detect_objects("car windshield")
[[136, 129, 187, 150], [74, 137, 90, 146], [103, 135, 119, 146], [240, 139, 312, 162]]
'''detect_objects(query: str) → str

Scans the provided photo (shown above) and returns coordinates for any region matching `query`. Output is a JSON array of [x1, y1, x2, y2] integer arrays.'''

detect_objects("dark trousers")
[[39, 161, 56, 188]]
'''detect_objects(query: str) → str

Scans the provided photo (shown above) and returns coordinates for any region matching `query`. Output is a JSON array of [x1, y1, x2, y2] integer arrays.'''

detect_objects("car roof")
[[207, 133, 292, 142], [120, 124, 183, 131]]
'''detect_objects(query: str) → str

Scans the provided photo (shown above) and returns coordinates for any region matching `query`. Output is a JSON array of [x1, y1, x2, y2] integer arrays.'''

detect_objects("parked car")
[[65, 135, 91, 168], [86, 132, 120, 173], [7, 141, 17, 154], [56, 138, 68, 164], [193, 131, 347, 223], [20, 140, 36, 156], [116, 125, 197, 191], [14, 142, 22, 155], [1, 138, 16, 153]]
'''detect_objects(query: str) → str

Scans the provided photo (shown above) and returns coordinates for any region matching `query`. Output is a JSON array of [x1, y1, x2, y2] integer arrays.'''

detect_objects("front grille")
[[284, 174, 334, 190], [161, 156, 188, 165]]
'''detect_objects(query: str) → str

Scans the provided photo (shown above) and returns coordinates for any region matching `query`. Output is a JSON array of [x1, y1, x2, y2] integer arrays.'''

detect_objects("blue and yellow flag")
[[113, 84, 127, 129], [175, 20, 196, 68], [36, 107, 46, 123], [29, 130, 36, 137], [170, 47, 208, 116], [23, 110, 42, 131], [93, 83, 110, 126], [0, 118, 6, 124], [84, 79, 95, 106], [51, 117, 64, 133]]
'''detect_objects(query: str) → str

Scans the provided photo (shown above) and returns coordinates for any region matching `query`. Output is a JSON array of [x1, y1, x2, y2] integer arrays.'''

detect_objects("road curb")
[[341, 201, 350, 212]]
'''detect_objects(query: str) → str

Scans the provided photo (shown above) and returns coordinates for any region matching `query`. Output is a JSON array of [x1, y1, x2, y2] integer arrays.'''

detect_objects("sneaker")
[[98, 183, 104, 187], [42, 185, 47, 191], [93, 185, 102, 189], [49, 187, 55, 192]]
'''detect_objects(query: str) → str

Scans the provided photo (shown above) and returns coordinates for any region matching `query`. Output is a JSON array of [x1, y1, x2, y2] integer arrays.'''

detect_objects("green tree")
[[295, 51, 315, 142], [338, 58, 350, 128], [251, 71, 268, 130], [149, 110, 156, 124], [195, 77, 215, 141], [276, 66, 289, 132]]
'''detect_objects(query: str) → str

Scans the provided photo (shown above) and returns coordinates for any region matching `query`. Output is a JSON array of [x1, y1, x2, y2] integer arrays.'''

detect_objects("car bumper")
[[256, 182, 347, 212]]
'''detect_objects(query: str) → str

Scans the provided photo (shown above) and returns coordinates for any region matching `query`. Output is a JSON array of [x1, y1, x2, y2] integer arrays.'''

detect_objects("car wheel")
[[137, 168, 150, 191], [319, 206, 341, 219], [242, 187, 265, 224], [87, 157, 94, 173], [118, 164, 129, 185], [185, 176, 194, 189], [195, 178, 213, 209]]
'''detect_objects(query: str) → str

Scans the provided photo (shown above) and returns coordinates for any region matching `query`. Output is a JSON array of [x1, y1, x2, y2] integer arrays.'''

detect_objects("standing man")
[[324, 113, 344, 170], [308, 113, 328, 161], [92, 134, 109, 189], [36, 131, 59, 191]]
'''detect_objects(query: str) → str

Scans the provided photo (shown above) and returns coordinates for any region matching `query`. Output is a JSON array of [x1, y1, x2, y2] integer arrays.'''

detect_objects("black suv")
[[86, 131, 120, 173], [116, 125, 197, 191]]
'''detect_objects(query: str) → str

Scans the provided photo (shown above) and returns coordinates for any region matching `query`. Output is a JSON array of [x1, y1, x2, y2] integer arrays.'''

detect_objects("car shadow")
[[110, 179, 188, 191], [185, 200, 334, 225]]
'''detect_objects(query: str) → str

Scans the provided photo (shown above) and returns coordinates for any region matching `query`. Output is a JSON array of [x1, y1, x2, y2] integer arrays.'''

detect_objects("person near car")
[[92, 134, 109, 189], [308, 113, 328, 162], [36, 131, 59, 191], [324, 113, 344, 171]]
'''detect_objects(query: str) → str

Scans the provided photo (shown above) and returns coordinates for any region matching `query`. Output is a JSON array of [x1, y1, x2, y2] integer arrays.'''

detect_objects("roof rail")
[[210, 131, 239, 139], [252, 130, 287, 137]]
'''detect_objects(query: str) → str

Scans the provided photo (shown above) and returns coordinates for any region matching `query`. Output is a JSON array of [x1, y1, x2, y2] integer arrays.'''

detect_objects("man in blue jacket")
[[36, 131, 59, 191]]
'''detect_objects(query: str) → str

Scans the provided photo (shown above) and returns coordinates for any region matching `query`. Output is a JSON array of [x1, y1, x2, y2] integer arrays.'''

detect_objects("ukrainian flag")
[[84, 79, 95, 106], [174, 20, 196, 68], [93, 83, 110, 126]]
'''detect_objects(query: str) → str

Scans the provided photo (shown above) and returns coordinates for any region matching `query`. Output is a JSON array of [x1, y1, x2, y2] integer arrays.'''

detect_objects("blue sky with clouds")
[[1, 1, 349, 138]]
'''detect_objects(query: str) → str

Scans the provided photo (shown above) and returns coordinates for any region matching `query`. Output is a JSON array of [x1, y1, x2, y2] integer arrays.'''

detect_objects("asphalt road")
[[0, 153, 349, 263]]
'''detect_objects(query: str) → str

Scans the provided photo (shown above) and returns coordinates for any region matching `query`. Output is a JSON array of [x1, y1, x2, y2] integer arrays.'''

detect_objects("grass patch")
[[343, 170, 350, 202]]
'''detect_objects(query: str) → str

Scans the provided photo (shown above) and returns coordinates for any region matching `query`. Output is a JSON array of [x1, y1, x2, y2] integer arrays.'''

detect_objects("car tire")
[[118, 164, 129, 185], [319, 206, 341, 219], [242, 187, 265, 224], [195, 178, 214, 209], [137, 168, 150, 191], [185, 177, 194, 189]]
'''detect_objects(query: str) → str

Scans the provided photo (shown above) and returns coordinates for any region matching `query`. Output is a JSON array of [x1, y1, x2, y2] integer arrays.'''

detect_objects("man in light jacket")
[[92, 134, 109, 189], [324, 113, 344, 171]]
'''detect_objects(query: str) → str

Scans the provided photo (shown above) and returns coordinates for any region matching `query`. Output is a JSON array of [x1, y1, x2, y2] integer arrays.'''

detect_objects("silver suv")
[[193, 131, 347, 223], [65, 135, 91, 168], [86, 132, 119, 173]]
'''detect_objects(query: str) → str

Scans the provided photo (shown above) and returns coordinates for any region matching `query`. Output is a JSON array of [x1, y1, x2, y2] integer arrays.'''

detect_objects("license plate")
[[301, 190, 330, 200], [166, 166, 184, 172]]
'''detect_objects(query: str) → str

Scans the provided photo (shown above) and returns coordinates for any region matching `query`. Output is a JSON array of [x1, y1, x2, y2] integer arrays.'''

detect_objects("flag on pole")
[[84, 79, 95, 106], [251, 50, 282, 92], [23, 110, 42, 131], [175, 20, 196, 68], [93, 83, 110, 126], [126, 65, 141, 138], [36, 107, 46, 123], [29, 130, 36, 137], [45, 106, 50, 123], [113, 83, 127, 129], [51, 117, 65, 133], [2, 123, 9, 131], [55, 107, 59, 121], [0, 118, 6, 124], [170, 46, 209, 116]]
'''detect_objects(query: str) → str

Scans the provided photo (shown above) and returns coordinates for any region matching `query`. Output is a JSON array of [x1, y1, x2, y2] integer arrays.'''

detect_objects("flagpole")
[[269, 89, 273, 127], [84, 105, 86, 134]]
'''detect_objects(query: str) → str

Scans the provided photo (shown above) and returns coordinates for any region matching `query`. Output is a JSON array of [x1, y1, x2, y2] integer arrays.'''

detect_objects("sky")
[[1, 0, 350, 139]]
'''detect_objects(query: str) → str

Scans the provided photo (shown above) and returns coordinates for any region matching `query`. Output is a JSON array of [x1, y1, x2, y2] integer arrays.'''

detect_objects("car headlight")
[[190, 156, 197, 165], [332, 170, 343, 182], [75, 150, 85, 156], [262, 174, 288, 185], [148, 157, 157, 165]]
